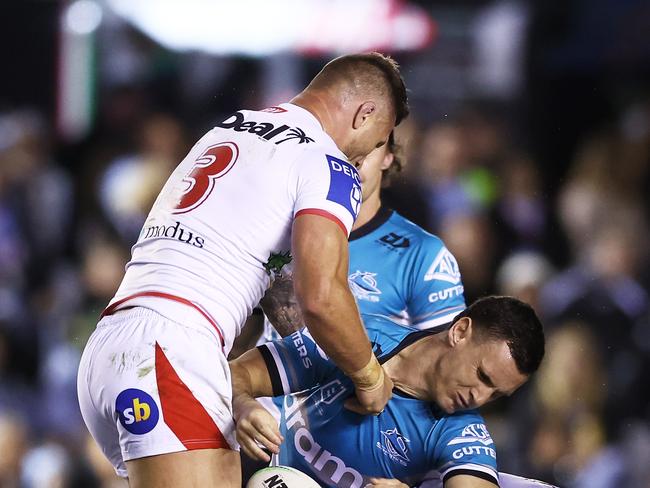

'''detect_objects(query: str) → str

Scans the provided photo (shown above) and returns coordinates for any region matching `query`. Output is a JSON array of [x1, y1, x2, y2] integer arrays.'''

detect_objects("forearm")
[[229, 349, 284, 461], [230, 359, 258, 420], [260, 274, 305, 338], [299, 279, 373, 374], [291, 214, 384, 398], [230, 349, 274, 414], [229, 312, 264, 359]]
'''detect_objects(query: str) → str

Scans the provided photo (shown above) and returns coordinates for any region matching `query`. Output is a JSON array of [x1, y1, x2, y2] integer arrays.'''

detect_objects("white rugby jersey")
[[104, 103, 362, 352]]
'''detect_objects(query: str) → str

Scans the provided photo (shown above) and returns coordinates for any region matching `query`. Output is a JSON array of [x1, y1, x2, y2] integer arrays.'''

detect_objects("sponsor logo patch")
[[428, 285, 464, 303], [424, 247, 461, 284], [448, 423, 496, 460], [447, 423, 494, 446], [325, 155, 362, 220], [216, 111, 313, 145], [284, 395, 364, 487], [140, 221, 206, 248], [379, 232, 410, 249], [116, 388, 159, 435]]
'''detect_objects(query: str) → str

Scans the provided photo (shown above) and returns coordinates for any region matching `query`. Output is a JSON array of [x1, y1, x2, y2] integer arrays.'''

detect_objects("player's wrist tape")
[[347, 355, 384, 391]]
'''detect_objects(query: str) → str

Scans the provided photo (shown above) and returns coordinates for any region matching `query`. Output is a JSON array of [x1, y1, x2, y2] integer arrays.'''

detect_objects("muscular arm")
[[292, 213, 392, 414], [230, 348, 275, 401], [230, 349, 281, 461], [291, 214, 371, 372]]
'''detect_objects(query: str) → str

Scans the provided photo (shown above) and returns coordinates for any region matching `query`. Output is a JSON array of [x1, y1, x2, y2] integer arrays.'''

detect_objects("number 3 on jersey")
[[173, 142, 239, 214]]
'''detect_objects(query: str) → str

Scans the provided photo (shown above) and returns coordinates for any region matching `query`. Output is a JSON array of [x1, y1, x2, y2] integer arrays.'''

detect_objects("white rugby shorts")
[[77, 307, 236, 477]]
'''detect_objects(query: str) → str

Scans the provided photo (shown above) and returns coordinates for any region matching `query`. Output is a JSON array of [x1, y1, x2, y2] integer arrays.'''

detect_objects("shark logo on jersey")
[[447, 423, 494, 446], [348, 271, 381, 302], [377, 428, 411, 466], [424, 248, 461, 284]]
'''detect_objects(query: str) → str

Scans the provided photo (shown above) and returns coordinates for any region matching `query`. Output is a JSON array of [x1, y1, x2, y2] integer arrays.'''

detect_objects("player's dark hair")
[[311, 52, 409, 125], [453, 296, 545, 375]]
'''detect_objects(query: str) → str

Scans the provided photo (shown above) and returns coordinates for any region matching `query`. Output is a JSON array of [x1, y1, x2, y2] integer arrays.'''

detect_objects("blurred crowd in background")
[[2, 0, 650, 487]]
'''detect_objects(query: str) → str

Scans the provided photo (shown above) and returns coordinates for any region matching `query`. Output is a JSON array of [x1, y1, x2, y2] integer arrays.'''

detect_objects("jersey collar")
[[280, 102, 324, 132], [349, 206, 393, 241]]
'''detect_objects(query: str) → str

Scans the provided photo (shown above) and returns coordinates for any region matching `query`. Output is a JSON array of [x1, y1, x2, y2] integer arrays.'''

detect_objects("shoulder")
[[212, 106, 341, 159], [363, 314, 418, 352], [387, 212, 447, 251], [434, 410, 495, 454]]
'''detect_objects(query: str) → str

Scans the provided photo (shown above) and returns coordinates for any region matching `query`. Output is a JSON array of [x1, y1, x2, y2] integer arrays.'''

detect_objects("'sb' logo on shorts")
[[116, 389, 159, 435]]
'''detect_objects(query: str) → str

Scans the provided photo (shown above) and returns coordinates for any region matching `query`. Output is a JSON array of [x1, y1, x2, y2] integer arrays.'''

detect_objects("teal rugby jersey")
[[258, 315, 499, 488], [348, 207, 465, 330], [260, 207, 465, 345]]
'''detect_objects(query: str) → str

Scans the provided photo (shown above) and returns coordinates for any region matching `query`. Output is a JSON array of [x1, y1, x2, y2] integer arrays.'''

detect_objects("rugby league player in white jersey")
[[77, 53, 409, 487]]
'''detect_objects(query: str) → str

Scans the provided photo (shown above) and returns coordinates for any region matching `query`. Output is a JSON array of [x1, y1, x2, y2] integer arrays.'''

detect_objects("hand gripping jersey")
[[258, 315, 499, 488], [105, 103, 361, 352], [347, 207, 465, 329]]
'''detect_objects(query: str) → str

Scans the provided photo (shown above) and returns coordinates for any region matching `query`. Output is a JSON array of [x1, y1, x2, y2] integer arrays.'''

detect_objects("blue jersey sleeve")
[[257, 328, 337, 396], [431, 415, 499, 486], [408, 237, 466, 330]]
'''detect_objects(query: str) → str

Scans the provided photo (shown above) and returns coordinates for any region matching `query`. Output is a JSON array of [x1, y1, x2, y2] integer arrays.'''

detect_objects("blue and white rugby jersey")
[[348, 207, 465, 330], [259, 207, 466, 345], [258, 315, 499, 488]]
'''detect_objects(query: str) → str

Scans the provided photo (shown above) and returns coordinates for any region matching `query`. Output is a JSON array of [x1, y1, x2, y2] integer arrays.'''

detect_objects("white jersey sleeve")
[[292, 148, 362, 235]]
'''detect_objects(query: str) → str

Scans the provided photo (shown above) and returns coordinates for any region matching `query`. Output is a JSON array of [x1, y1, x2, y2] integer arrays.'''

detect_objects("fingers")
[[343, 397, 368, 415], [237, 432, 271, 462], [235, 408, 284, 462], [348, 366, 393, 415]]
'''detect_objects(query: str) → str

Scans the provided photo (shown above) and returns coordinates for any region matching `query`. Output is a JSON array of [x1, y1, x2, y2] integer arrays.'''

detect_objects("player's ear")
[[449, 317, 472, 347], [353, 101, 377, 129]]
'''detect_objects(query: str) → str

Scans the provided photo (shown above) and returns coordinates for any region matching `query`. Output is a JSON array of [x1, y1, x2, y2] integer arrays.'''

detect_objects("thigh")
[[79, 308, 236, 476], [127, 448, 241, 488]]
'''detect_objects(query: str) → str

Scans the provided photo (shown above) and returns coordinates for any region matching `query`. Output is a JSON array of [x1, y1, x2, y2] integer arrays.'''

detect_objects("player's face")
[[347, 114, 393, 167], [358, 143, 394, 201], [433, 332, 528, 414]]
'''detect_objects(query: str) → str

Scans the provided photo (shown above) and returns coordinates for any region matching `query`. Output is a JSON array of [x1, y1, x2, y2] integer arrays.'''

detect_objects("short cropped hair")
[[453, 296, 545, 375], [309, 52, 409, 125]]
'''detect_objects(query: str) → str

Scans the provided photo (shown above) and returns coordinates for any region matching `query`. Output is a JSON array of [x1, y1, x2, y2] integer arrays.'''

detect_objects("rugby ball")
[[246, 465, 321, 488]]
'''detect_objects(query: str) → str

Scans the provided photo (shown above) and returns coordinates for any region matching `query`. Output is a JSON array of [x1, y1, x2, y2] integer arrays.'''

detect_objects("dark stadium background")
[[1, 1, 649, 486]]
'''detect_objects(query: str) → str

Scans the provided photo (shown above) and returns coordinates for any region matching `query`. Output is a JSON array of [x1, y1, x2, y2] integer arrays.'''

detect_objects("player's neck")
[[384, 335, 444, 402], [352, 194, 381, 230], [291, 91, 351, 155], [291, 92, 339, 138]]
